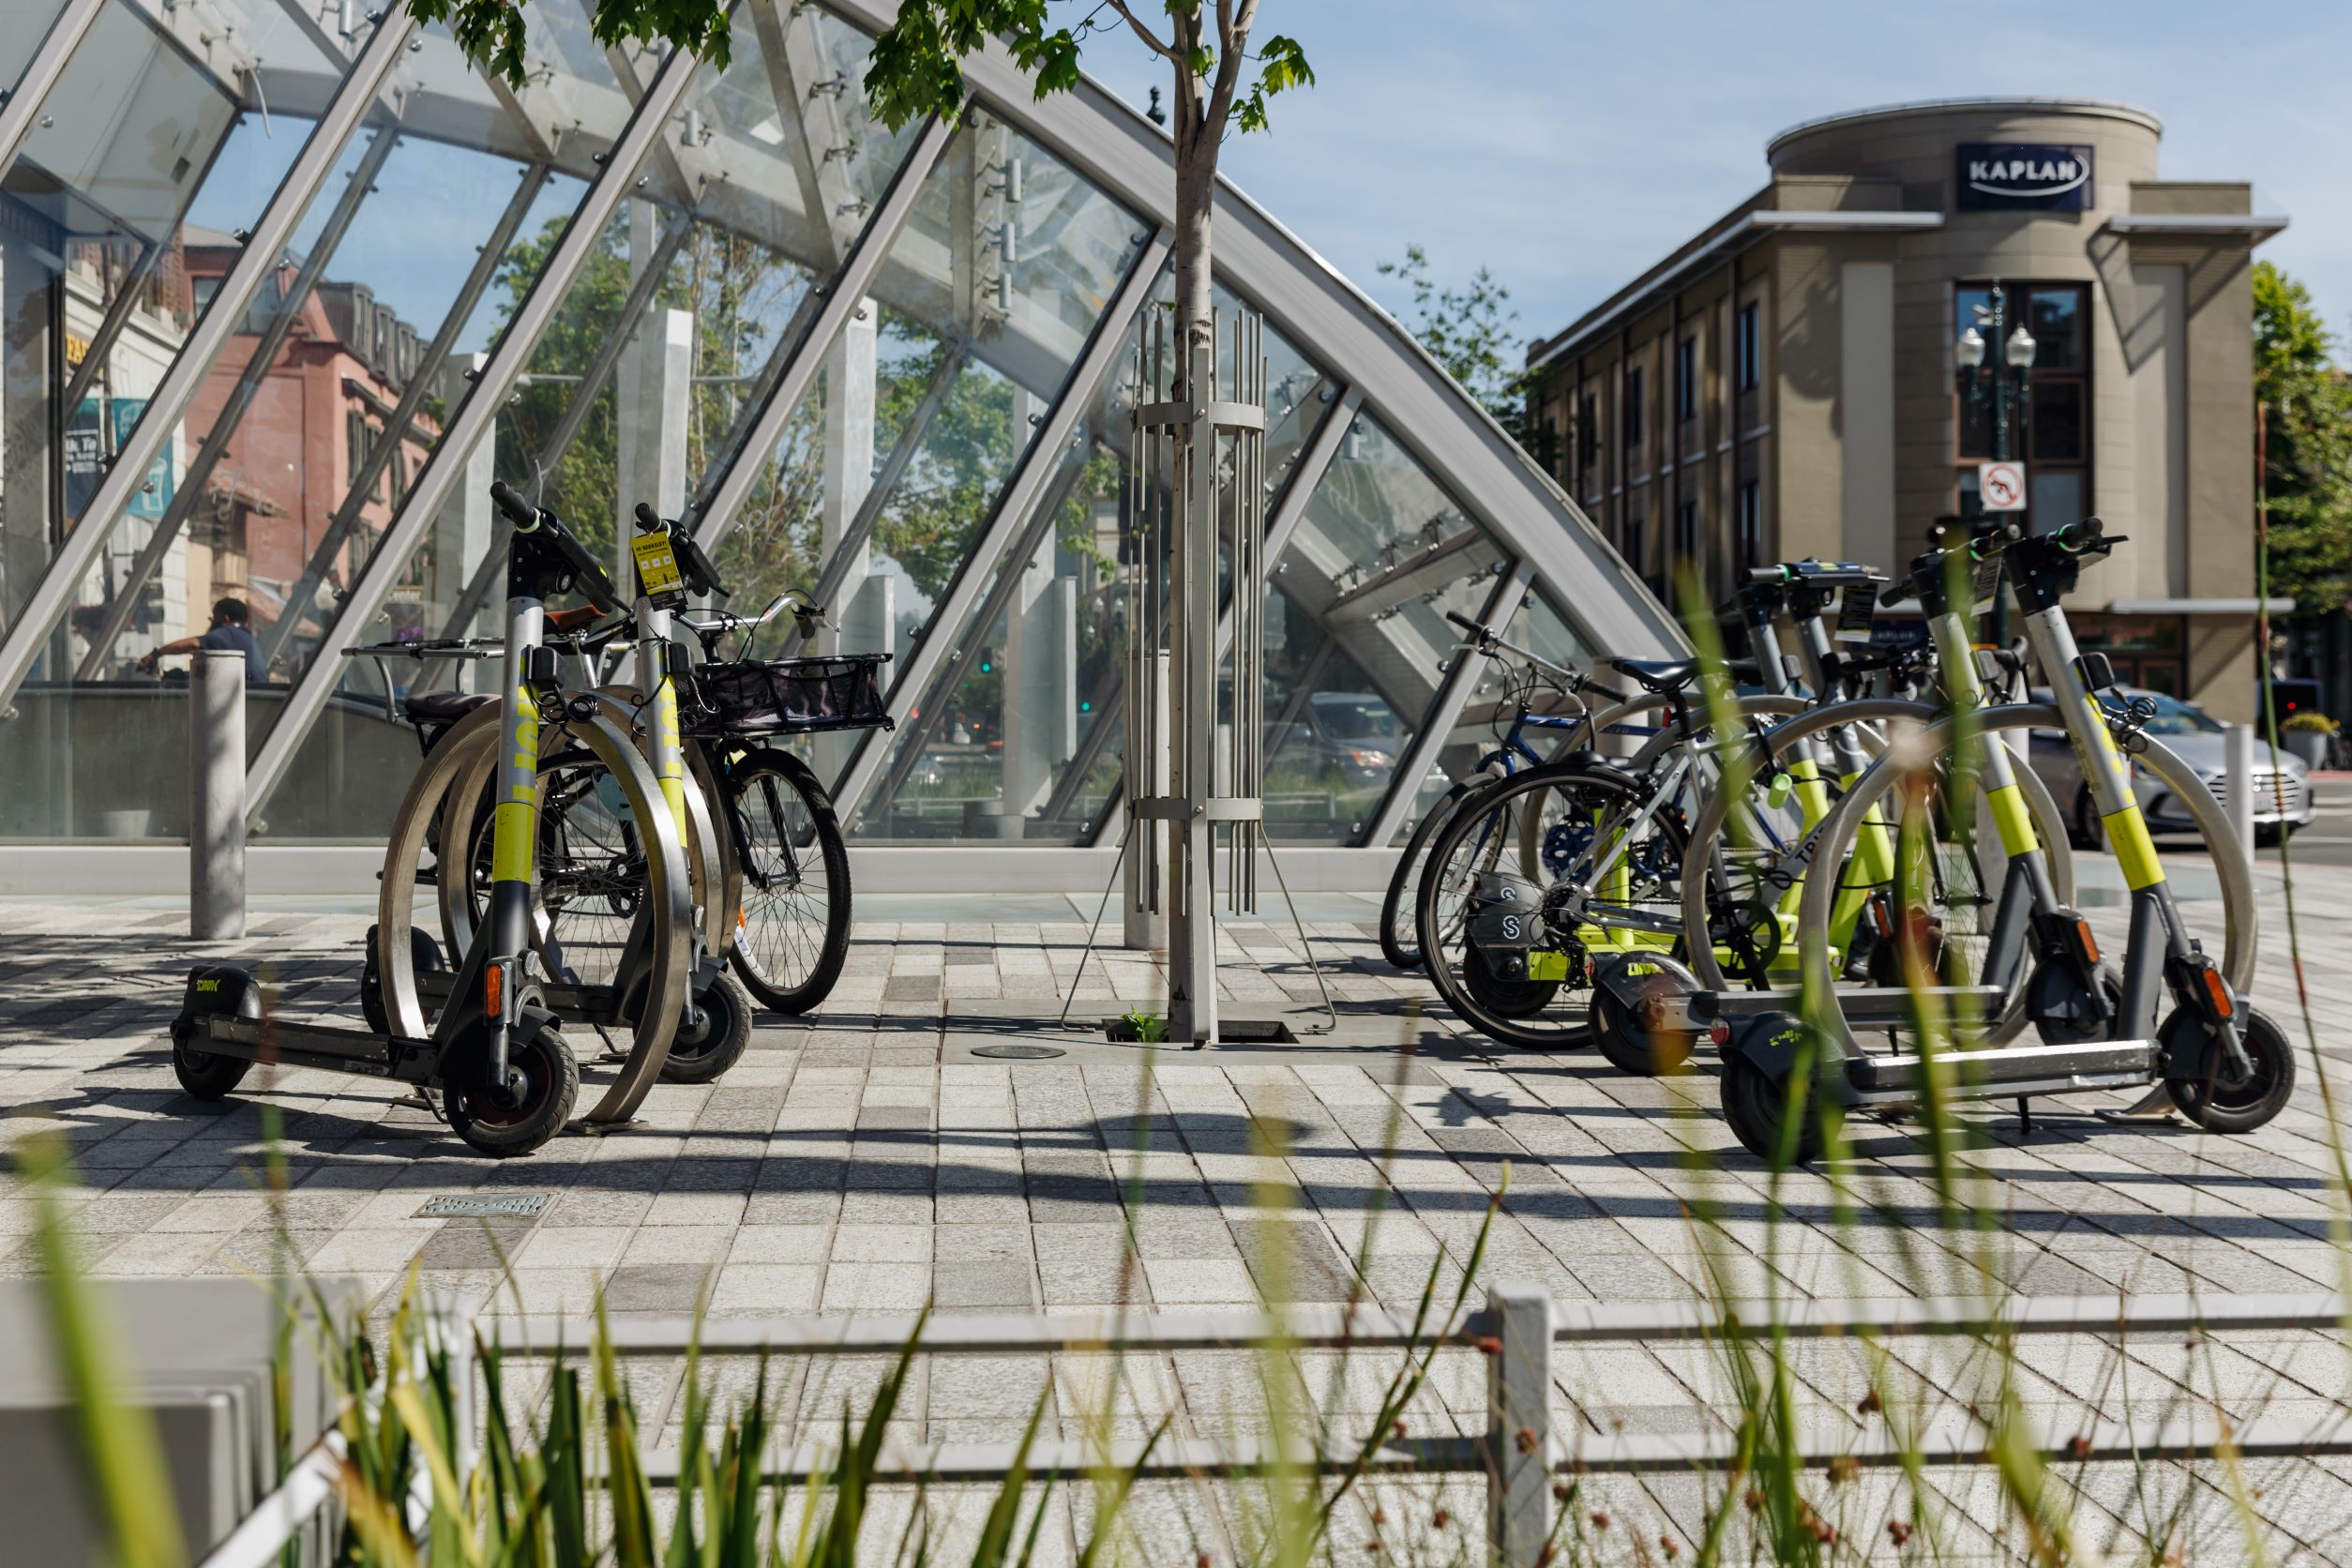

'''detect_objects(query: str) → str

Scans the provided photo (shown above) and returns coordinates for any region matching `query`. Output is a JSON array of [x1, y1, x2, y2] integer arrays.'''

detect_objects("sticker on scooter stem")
[[631, 530, 685, 597]]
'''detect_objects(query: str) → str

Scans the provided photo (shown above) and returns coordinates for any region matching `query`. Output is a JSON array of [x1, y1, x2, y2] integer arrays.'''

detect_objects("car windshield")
[[1312, 696, 1400, 740], [2101, 690, 2223, 735]]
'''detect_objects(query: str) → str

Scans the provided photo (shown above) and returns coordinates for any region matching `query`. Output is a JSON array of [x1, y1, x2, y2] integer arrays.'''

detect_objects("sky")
[[1072, 0, 2352, 361]]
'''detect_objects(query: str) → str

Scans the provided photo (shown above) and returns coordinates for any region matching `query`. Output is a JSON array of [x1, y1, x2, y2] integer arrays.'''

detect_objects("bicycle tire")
[[1380, 780, 1473, 972], [724, 749, 852, 1015], [1675, 698, 2075, 1021], [1414, 761, 1690, 1050], [1796, 706, 2256, 1063]]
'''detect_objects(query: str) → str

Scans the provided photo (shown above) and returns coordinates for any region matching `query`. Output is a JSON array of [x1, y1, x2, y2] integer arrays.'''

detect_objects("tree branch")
[[1204, 0, 1259, 136], [1103, 0, 1180, 63]]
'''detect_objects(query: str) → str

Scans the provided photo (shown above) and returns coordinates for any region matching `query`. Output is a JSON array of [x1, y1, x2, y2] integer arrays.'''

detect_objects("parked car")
[[1263, 719, 1394, 789], [2027, 686, 2316, 847]]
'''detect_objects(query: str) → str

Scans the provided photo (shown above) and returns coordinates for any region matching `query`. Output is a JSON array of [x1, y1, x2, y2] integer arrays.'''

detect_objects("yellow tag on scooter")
[[630, 529, 685, 598]]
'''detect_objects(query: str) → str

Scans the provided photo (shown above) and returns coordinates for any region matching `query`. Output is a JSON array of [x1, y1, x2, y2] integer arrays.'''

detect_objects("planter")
[[2284, 731, 2331, 769]]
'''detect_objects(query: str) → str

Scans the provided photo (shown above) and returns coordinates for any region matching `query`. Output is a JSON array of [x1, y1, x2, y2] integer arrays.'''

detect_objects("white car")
[[2027, 687, 2315, 847]]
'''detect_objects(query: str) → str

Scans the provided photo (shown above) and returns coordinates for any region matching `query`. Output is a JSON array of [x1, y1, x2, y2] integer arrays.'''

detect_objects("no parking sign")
[[1979, 460, 2028, 512]]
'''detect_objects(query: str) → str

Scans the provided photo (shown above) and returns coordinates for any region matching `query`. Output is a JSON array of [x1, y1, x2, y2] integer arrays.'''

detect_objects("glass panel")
[[1391, 589, 1596, 838], [0, 0, 343, 838], [263, 5, 935, 836], [698, 111, 1146, 835], [853, 275, 1331, 842], [2027, 286, 2083, 370], [1262, 410, 1510, 843], [2029, 379, 2084, 461], [2, 2, 71, 95], [2028, 469, 2083, 537]]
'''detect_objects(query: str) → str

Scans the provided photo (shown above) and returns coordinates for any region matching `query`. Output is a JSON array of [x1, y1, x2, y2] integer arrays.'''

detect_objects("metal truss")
[[1360, 559, 1533, 848], [0, 8, 418, 716]]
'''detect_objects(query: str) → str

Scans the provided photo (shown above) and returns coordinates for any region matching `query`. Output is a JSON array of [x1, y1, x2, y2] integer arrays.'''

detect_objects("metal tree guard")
[[1127, 308, 1269, 1044]]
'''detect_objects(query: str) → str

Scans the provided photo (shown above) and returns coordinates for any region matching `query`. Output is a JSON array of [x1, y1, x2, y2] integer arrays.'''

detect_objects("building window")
[[1576, 391, 1598, 473], [1622, 365, 1644, 450], [1675, 499, 1698, 559], [1674, 336, 1697, 422], [1622, 514, 1645, 579], [1734, 301, 1761, 391], [1736, 480, 1761, 566], [1952, 281, 2090, 533]]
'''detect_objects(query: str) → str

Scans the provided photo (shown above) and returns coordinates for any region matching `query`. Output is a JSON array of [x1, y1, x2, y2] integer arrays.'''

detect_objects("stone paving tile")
[[8, 879, 2352, 1549]]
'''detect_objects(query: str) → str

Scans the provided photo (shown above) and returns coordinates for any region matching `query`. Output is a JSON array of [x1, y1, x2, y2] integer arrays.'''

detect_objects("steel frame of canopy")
[[0, 0, 1675, 869]]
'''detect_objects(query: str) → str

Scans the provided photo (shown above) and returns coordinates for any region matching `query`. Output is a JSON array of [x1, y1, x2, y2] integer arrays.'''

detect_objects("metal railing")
[[196, 1286, 2352, 1568]]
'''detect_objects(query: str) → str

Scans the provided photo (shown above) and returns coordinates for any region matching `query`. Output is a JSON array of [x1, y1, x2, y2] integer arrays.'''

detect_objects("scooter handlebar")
[[489, 480, 539, 529], [633, 500, 662, 531]]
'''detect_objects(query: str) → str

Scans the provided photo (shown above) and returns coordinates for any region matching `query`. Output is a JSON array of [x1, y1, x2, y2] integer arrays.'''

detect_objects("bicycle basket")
[[691, 654, 894, 734]]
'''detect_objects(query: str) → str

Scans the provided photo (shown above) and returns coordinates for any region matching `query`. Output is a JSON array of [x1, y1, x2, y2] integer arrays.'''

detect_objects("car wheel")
[[2072, 789, 2104, 852]]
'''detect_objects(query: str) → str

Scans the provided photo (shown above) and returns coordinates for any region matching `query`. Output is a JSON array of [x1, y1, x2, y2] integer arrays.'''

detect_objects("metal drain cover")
[[416, 1193, 550, 1219], [970, 1043, 1066, 1060]]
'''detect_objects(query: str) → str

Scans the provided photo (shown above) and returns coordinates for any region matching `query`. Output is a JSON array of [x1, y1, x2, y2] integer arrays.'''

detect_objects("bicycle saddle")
[[1606, 656, 1758, 694], [400, 690, 496, 724]]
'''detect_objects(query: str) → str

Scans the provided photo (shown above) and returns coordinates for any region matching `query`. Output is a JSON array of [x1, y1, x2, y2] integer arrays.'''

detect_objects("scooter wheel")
[[172, 966, 261, 1101], [446, 1009, 578, 1157], [1591, 969, 1695, 1077], [1720, 1053, 1824, 1166], [2166, 1005, 2296, 1134], [659, 973, 753, 1085]]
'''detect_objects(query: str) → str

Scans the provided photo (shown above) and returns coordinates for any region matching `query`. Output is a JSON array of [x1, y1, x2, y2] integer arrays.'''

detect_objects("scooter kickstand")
[[2095, 1083, 2181, 1124], [2016, 1097, 2031, 1137]]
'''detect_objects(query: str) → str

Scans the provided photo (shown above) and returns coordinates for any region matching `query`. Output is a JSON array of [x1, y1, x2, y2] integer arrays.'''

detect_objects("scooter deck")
[[1684, 985, 2009, 1027], [1845, 1038, 2162, 1104], [190, 1015, 435, 1082]]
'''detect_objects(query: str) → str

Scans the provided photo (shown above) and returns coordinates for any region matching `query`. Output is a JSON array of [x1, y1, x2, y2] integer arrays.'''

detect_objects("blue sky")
[[1076, 0, 2351, 359], [188, 0, 2349, 362]]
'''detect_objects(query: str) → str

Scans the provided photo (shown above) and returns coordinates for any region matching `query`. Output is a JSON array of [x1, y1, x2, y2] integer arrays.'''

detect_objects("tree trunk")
[[1172, 121, 1217, 369]]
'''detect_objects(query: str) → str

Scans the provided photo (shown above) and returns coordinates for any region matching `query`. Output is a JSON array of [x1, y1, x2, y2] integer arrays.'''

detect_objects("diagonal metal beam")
[[866, 440, 1093, 817], [749, 0, 835, 268], [688, 113, 956, 552], [777, 342, 966, 652], [829, 229, 1171, 828], [245, 41, 709, 817], [410, 208, 696, 683], [0, 0, 106, 175], [77, 125, 404, 679], [0, 8, 416, 713], [255, 158, 557, 668], [1360, 559, 1530, 847]]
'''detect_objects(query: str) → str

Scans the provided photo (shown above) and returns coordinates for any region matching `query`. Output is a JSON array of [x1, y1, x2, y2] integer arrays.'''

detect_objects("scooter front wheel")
[[2165, 1005, 2296, 1134], [446, 1009, 578, 1156]]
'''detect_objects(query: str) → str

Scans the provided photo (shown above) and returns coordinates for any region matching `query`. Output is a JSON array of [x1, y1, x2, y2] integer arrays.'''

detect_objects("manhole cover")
[[416, 1193, 550, 1219], [970, 1043, 1066, 1060]]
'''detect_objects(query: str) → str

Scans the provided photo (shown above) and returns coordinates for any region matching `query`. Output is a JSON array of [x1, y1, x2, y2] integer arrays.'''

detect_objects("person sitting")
[[139, 597, 267, 684]]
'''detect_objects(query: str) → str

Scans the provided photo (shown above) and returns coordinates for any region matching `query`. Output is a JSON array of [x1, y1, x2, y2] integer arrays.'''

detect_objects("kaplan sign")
[[1954, 143, 2094, 211]]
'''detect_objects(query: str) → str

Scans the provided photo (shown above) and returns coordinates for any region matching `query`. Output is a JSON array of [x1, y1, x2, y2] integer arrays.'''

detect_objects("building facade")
[[1524, 98, 2284, 716]]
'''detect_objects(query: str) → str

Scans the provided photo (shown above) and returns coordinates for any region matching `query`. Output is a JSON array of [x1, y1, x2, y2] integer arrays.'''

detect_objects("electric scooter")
[[168, 484, 695, 1155]]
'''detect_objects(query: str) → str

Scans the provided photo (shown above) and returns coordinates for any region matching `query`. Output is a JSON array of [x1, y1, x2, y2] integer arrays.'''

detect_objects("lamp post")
[[1956, 282, 2037, 641]]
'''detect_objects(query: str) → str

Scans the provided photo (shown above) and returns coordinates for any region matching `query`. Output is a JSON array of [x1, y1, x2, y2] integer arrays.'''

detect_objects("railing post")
[[2226, 722, 2255, 861], [1485, 1283, 1552, 1566], [190, 650, 246, 939]]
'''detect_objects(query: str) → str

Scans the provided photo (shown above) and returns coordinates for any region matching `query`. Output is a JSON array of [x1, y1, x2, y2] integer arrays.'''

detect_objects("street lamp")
[[1955, 282, 2039, 641], [1955, 281, 2037, 474]]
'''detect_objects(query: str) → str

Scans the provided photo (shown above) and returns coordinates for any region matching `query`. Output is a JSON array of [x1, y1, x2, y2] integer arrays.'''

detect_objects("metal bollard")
[[2226, 723, 2254, 863], [190, 649, 247, 939], [1485, 1282, 1553, 1566]]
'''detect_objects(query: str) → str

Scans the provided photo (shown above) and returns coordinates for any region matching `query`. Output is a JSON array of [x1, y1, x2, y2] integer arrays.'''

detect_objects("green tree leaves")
[[403, 0, 735, 84], [1377, 244, 1537, 451], [2254, 261, 2352, 618]]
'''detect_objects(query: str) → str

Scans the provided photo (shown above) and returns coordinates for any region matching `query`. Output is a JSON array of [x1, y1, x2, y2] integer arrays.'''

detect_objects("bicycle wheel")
[[724, 748, 852, 1014], [1676, 699, 2075, 1017], [1415, 761, 1690, 1050], [1380, 780, 1473, 972], [1796, 705, 2256, 1063]]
